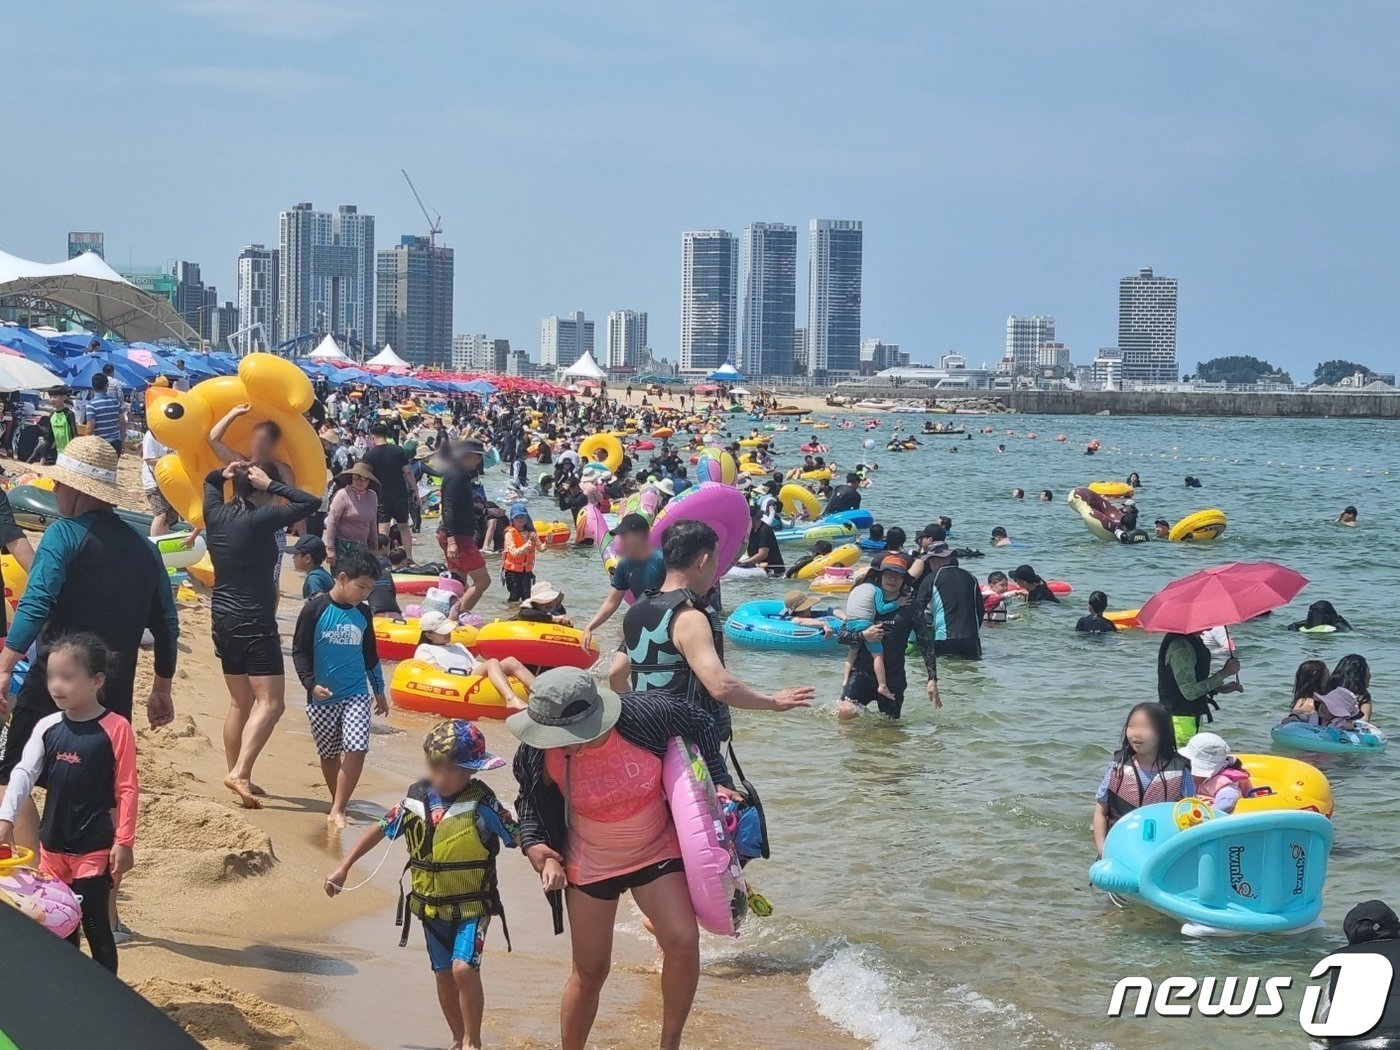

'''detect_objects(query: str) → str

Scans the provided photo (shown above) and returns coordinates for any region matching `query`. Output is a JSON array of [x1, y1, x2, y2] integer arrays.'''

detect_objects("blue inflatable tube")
[[858, 537, 886, 552], [1271, 718, 1388, 755], [724, 600, 839, 652], [818, 509, 874, 531]]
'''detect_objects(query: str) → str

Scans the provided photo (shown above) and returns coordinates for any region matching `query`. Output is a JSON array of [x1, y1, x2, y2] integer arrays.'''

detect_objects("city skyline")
[[9, 4, 1399, 376]]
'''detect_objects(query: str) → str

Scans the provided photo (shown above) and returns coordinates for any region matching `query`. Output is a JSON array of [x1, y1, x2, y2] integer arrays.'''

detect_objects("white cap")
[[419, 610, 452, 635], [1179, 732, 1230, 778]]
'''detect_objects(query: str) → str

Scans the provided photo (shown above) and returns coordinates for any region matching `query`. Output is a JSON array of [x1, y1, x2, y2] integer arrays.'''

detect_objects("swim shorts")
[[306, 694, 372, 759], [212, 621, 285, 677], [573, 857, 686, 901], [378, 496, 412, 525], [422, 915, 490, 972], [437, 531, 486, 574]]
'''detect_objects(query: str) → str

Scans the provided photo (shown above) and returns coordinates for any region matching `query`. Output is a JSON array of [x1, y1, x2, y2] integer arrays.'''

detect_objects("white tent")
[[706, 360, 745, 382], [0, 249, 198, 344], [367, 344, 410, 368], [562, 350, 607, 381], [307, 334, 350, 361]]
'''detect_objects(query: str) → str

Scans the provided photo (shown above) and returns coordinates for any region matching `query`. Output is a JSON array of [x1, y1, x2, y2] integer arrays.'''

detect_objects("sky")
[[5, 2, 1398, 378]]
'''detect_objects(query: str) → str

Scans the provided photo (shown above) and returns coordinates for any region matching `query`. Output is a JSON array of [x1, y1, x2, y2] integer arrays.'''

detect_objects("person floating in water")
[[1337, 505, 1359, 527]]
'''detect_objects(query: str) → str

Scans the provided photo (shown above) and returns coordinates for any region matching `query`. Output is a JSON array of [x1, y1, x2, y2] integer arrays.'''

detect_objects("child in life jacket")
[[1092, 702, 1194, 856], [502, 502, 545, 603], [326, 721, 518, 1050], [1179, 732, 1252, 814]]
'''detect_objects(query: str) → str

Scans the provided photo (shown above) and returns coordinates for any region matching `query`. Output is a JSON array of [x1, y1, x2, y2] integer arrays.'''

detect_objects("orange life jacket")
[[502, 526, 535, 573]]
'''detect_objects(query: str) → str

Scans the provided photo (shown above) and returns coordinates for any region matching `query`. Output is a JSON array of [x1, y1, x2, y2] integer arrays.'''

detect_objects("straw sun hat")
[[39, 435, 125, 505], [337, 461, 380, 490]]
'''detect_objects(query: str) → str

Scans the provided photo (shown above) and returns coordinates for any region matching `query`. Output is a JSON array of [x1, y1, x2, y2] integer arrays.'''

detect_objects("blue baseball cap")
[[508, 502, 529, 520]]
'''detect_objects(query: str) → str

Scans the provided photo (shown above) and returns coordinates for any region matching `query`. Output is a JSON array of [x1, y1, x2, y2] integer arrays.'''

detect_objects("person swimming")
[[1011, 488, 1024, 500], [1288, 600, 1353, 633], [1184, 475, 1202, 488], [1010, 564, 1059, 604], [1126, 472, 1142, 488], [990, 526, 1012, 547], [1075, 591, 1117, 634], [1337, 505, 1359, 527], [1153, 518, 1171, 540], [1039, 489, 1053, 502]]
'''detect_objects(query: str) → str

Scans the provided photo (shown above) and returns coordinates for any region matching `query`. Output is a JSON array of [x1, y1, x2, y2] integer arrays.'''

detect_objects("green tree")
[[1312, 359, 1374, 386], [1195, 355, 1293, 386]]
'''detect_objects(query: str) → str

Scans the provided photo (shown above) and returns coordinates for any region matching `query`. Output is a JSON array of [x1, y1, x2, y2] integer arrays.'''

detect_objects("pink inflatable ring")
[[649, 482, 750, 575]]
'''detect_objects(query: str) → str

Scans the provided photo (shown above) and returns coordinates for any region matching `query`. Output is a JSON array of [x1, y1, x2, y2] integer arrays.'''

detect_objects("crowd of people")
[[0, 368, 1389, 1050]]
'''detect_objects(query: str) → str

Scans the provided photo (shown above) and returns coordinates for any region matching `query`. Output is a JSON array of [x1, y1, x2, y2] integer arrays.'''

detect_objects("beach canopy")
[[308, 335, 351, 362], [0, 249, 198, 344], [562, 350, 607, 381], [706, 360, 745, 382], [366, 344, 410, 368], [462, 379, 498, 395]]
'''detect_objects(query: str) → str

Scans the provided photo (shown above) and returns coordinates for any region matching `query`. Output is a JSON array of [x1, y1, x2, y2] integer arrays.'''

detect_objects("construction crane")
[[401, 169, 443, 246]]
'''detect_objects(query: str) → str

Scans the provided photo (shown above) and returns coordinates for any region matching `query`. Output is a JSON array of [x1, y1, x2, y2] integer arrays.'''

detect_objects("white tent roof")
[[706, 360, 744, 381], [308, 334, 350, 361], [0, 249, 198, 344], [562, 350, 607, 380], [367, 344, 410, 368]]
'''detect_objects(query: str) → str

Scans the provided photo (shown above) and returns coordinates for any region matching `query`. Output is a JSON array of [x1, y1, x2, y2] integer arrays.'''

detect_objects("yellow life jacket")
[[394, 780, 510, 950]]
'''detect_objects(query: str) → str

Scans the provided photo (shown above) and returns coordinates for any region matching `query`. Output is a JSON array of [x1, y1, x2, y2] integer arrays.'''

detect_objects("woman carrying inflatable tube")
[[508, 668, 738, 1050]]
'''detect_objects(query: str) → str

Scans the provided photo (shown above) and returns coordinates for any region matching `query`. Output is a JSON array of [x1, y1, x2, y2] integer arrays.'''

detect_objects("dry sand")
[[11, 453, 856, 1050]]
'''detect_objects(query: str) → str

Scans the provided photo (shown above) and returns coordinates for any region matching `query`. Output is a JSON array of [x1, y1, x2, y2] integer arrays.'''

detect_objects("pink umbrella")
[[1136, 561, 1309, 635], [127, 347, 160, 368]]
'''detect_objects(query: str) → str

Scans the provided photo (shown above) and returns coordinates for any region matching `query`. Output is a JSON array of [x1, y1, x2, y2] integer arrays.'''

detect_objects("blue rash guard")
[[291, 592, 385, 704], [610, 550, 665, 597]]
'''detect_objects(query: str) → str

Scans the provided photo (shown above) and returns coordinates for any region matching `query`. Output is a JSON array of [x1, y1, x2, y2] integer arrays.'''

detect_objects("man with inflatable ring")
[[0, 437, 180, 848], [437, 438, 491, 612], [836, 553, 940, 720], [609, 519, 812, 745]]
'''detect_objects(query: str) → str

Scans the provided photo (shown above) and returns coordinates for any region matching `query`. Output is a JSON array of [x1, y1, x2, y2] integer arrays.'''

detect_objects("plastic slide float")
[[1090, 799, 1333, 935]]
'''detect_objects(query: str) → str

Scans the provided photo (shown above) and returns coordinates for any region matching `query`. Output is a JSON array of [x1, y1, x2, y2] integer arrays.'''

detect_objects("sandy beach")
[[31, 452, 856, 1050]]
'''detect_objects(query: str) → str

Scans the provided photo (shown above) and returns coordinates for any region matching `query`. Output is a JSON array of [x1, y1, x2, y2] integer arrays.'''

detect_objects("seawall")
[[1006, 390, 1400, 419]]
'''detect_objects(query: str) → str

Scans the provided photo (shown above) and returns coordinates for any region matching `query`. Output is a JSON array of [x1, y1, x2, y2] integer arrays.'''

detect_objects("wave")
[[807, 946, 948, 1049]]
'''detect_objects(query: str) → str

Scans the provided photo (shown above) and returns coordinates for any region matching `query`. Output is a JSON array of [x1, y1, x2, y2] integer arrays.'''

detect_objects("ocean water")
[[499, 412, 1400, 1049]]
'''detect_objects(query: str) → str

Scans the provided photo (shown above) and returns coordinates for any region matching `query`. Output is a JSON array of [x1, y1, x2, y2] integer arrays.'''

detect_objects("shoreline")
[[78, 453, 855, 1050]]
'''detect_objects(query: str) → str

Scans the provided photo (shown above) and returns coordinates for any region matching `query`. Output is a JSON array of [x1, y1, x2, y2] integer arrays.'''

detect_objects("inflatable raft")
[[1270, 719, 1388, 757], [373, 616, 479, 662], [774, 521, 858, 547], [1090, 800, 1334, 935]]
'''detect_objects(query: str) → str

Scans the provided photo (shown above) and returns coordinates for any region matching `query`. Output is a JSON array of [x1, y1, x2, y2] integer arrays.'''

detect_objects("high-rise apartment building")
[[541, 311, 594, 368], [1118, 266, 1178, 383], [1005, 315, 1056, 375], [793, 327, 808, 373], [680, 230, 739, 373], [375, 235, 454, 366], [859, 338, 909, 375], [606, 310, 648, 369], [451, 334, 511, 373], [741, 223, 797, 376], [67, 232, 104, 259], [806, 220, 863, 374], [1036, 342, 1071, 375], [235, 244, 279, 351], [278, 202, 375, 349]]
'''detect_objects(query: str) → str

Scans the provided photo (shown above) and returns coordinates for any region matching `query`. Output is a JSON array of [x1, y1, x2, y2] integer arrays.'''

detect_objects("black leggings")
[[69, 874, 118, 973]]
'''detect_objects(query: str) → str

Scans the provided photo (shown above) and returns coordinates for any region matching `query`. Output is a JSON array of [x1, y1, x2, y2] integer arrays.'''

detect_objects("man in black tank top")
[[610, 520, 813, 739]]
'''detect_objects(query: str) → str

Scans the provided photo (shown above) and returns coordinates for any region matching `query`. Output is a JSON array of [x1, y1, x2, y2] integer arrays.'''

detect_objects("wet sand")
[[38, 452, 857, 1049]]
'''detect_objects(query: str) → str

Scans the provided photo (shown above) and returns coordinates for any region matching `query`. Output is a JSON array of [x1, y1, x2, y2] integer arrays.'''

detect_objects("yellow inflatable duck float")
[[146, 353, 327, 529]]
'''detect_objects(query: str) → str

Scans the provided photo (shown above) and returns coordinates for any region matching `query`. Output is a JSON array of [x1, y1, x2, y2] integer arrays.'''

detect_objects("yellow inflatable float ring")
[[737, 437, 767, 448], [779, 483, 821, 521], [533, 520, 571, 546], [1233, 753, 1334, 818], [1088, 482, 1134, 499], [3, 554, 28, 618], [146, 353, 327, 528], [388, 659, 526, 721], [800, 468, 833, 481], [738, 461, 768, 476], [578, 433, 624, 472], [1169, 509, 1227, 543], [1104, 608, 1141, 629], [795, 543, 860, 581]]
